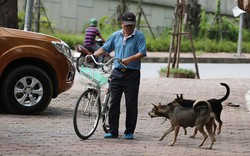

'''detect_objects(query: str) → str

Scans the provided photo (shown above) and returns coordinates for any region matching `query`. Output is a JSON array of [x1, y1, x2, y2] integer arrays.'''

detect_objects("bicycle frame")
[[87, 80, 110, 117]]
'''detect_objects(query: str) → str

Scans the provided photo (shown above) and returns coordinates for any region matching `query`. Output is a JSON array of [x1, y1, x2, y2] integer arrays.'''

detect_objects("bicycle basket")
[[79, 66, 108, 86]]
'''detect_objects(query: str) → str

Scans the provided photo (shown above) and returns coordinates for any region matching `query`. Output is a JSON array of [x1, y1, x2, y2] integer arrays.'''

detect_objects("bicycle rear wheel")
[[102, 109, 110, 133], [102, 93, 111, 133], [73, 89, 100, 139]]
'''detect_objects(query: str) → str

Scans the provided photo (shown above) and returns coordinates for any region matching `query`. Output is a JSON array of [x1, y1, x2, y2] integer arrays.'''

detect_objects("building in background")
[[17, 0, 238, 34]]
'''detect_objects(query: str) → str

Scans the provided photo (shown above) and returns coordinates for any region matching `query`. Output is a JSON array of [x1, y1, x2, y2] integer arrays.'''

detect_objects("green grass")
[[159, 67, 196, 79]]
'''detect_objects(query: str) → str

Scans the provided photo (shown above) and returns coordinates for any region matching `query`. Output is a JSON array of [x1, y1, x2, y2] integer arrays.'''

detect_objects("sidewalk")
[[0, 73, 250, 155], [144, 52, 250, 63]]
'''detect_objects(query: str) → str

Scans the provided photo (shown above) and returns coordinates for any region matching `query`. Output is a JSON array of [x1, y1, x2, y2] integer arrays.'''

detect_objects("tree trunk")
[[0, 0, 18, 28]]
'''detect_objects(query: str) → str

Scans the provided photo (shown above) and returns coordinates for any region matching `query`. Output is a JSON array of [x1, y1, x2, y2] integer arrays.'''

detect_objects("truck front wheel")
[[1, 65, 53, 114]]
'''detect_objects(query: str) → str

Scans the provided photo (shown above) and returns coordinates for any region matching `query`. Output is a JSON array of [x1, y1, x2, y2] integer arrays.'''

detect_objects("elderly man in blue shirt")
[[93, 12, 147, 139]]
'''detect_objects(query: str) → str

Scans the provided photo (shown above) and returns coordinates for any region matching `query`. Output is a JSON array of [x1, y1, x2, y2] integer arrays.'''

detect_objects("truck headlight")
[[51, 41, 72, 60]]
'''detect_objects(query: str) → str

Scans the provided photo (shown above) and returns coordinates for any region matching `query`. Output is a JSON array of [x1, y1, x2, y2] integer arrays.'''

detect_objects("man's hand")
[[121, 58, 131, 66], [121, 52, 145, 66]]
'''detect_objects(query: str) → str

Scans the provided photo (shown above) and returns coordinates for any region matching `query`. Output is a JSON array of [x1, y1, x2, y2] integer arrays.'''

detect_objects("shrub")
[[40, 14, 249, 53], [159, 67, 196, 79], [54, 33, 83, 49]]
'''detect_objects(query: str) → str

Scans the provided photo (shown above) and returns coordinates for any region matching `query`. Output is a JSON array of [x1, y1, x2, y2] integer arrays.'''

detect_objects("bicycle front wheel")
[[73, 89, 101, 139]]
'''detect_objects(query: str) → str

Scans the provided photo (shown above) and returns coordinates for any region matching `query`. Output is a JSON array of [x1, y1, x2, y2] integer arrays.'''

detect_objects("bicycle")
[[73, 55, 126, 140]]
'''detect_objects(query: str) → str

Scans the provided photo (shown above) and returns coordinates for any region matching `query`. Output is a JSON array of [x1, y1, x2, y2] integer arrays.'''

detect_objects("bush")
[[40, 15, 249, 54], [147, 37, 170, 52], [180, 39, 191, 52], [53, 33, 83, 49], [49, 31, 250, 54], [159, 67, 196, 79]]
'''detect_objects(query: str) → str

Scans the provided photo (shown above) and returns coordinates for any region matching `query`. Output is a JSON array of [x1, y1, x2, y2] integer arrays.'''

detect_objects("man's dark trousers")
[[108, 68, 140, 136]]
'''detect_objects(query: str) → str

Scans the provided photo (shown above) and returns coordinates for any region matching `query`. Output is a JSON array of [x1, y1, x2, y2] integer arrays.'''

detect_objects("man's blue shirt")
[[102, 30, 147, 70]]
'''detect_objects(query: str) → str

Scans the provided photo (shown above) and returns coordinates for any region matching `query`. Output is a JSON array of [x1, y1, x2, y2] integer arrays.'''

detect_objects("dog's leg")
[[190, 127, 198, 138], [214, 107, 223, 134], [213, 122, 217, 134], [159, 126, 174, 141], [205, 119, 215, 149], [183, 127, 187, 135], [170, 126, 180, 146], [216, 119, 222, 134], [211, 118, 217, 142], [196, 125, 208, 148]]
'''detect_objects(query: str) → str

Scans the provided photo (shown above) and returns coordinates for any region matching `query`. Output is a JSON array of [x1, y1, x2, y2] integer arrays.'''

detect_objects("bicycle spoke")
[[73, 90, 100, 139]]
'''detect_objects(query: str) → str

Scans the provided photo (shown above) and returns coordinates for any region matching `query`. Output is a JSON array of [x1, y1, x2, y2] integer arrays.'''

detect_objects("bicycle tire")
[[102, 92, 111, 133], [73, 89, 101, 139], [102, 111, 110, 133]]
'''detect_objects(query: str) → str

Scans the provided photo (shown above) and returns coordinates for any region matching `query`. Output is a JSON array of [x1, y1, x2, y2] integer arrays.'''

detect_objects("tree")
[[0, 0, 18, 28], [186, 0, 201, 37], [116, 0, 128, 21]]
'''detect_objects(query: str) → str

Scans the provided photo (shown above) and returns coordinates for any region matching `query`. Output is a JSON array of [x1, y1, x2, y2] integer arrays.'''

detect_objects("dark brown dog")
[[175, 83, 230, 135], [148, 100, 215, 149]]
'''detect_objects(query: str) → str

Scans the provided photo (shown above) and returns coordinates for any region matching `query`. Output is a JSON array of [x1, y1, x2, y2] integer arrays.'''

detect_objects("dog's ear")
[[159, 102, 162, 106], [151, 103, 157, 107], [176, 94, 180, 99], [180, 94, 183, 100]]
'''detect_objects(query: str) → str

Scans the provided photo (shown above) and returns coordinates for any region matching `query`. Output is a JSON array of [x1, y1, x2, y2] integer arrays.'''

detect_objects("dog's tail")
[[217, 83, 230, 102], [193, 99, 213, 113]]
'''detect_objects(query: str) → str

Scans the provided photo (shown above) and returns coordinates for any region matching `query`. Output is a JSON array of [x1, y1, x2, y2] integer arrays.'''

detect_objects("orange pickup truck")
[[0, 27, 75, 114]]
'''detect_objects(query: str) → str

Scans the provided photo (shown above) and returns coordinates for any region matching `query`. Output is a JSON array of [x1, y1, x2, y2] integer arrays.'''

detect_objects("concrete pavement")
[[144, 52, 250, 63], [1, 71, 250, 155]]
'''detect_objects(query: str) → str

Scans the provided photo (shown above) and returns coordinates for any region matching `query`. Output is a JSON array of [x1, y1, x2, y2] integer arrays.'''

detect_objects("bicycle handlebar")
[[86, 55, 127, 69]]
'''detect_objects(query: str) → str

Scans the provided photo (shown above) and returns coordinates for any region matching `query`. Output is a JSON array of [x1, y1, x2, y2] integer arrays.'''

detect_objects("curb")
[[142, 56, 250, 63]]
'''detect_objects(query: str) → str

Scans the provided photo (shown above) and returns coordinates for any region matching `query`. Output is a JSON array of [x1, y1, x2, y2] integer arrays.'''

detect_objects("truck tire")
[[1, 65, 53, 114]]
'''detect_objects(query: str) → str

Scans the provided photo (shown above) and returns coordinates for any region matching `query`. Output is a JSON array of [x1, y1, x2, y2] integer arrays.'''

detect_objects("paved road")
[[141, 63, 250, 79], [1, 72, 250, 156]]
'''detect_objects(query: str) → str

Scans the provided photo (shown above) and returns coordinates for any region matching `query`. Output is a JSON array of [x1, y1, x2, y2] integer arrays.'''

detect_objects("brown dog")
[[148, 100, 215, 149]]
